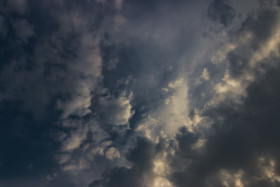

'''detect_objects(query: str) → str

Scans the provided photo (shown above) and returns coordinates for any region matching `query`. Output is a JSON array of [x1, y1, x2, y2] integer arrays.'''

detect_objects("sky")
[[0, 0, 280, 186]]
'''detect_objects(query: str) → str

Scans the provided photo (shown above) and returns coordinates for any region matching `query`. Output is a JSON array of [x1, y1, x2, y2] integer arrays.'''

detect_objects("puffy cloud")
[[170, 63, 280, 187], [105, 147, 120, 160], [1, 1, 280, 187], [201, 68, 210, 81], [136, 78, 191, 142], [168, 8, 280, 184], [59, 83, 93, 119], [99, 92, 134, 126], [89, 137, 175, 187], [61, 125, 88, 151], [88, 3, 280, 187], [207, 8, 280, 107]]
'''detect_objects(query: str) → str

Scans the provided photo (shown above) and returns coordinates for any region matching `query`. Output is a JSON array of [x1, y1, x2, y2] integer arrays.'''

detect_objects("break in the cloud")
[[1, 0, 280, 187]]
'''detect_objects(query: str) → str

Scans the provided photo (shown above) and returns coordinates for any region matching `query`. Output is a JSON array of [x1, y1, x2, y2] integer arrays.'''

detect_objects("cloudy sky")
[[1, 0, 280, 186]]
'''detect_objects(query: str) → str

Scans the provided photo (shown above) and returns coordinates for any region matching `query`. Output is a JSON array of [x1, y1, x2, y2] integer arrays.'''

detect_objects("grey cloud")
[[89, 138, 157, 187], [0, 15, 7, 37], [207, 0, 236, 26], [0, 176, 77, 187], [7, 0, 28, 15], [96, 3, 280, 187], [1, 1, 280, 187], [98, 92, 134, 126], [0, 1, 125, 186], [171, 62, 280, 187], [169, 6, 280, 186], [12, 19, 34, 42], [228, 9, 279, 77], [88, 4, 280, 187]]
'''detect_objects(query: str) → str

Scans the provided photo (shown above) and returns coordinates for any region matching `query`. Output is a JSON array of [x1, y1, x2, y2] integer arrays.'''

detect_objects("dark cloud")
[[171, 61, 280, 187], [168, 6, 280, 187], [0, 100, 60, 183], [1, 0, 280, 187], [89, 138, 157, 187], [229, 8, 279, 76], [207, 0, 236, 26], [0, 1, 108, 186], [90, 53, 280, 187]]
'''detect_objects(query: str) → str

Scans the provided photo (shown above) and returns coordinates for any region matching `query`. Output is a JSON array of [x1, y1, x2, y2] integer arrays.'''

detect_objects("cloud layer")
[[0, 0, 280, 187]]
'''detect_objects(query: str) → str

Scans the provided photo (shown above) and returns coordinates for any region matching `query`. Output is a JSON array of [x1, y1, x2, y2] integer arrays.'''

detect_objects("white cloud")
[[137, 78, 191, 141], [62, 125, 88, 151], [151, 144, 175, 187], [201, 68, 210, 81], [152, 177, 174, 187], [62, 158, 90, 171], [218, 169, 244, 187], [206, 12, 280, 107], [191, 138, 206, 151], [211, 44, 237, 64], [50, 12, 104, 119], [195, 68, 210, 85], [89, 147, 105, 157], [208, 69, 250, 106], [258, 156, 280, 183], [99, 92, 134, 126], [105, 147, 121, 160], [59, 82, 92, 119], [56, 154, 71, 164]]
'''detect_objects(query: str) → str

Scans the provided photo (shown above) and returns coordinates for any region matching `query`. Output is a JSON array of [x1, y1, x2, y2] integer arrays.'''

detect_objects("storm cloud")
[[0, 0, 280, 187]]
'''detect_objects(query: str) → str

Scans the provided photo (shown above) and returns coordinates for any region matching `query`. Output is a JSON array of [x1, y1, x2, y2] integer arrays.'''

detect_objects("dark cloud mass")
[[0, 0, 280, 187], [89, 138, 157, 187], [207, 0, 236, 26], [171, 63, 280, 187]]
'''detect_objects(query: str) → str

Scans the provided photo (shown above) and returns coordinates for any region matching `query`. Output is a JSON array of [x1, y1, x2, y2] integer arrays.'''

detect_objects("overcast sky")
[[1, 0, 280, 187]]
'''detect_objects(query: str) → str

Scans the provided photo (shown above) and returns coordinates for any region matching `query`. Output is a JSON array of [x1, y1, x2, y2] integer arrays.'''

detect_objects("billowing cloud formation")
[[1, 0, 280, 187]]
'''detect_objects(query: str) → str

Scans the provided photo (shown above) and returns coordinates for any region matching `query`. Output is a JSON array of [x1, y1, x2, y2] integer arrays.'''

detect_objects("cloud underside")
[[0, 0, 280, 187], [90, 3, 280, 187]]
